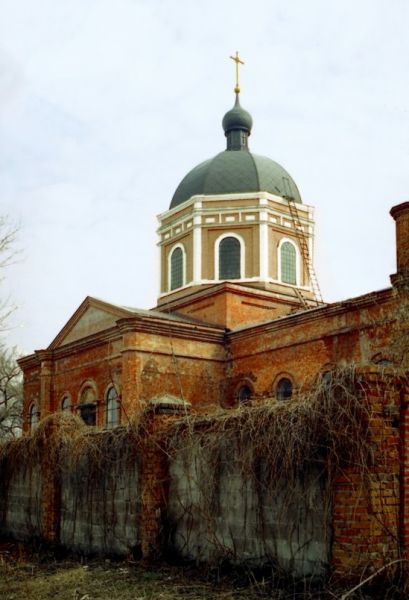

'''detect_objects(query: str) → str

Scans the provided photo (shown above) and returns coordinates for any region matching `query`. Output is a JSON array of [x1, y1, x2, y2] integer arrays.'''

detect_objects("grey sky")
[[1, 0, 408, 353]]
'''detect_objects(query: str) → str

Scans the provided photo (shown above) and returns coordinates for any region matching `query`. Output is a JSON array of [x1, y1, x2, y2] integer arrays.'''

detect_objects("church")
[[18, 56, 407, 432], [13, 55, 409, 577]]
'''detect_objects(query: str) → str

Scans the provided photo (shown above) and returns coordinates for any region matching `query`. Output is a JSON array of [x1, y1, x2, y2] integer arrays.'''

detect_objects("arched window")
[[79, 386, 97, 426], [29, 404, 39, 431], [371, 353, 394, 367], [106, 386, 120, 429], [237, 385, 252, 403], [276, 378, 293, 401], [170, 246, 184, 290], [280, 241, 297, 285], [321, 371, 333, 387], [61, 395, 71, 412], [219, 236, 241, 279]]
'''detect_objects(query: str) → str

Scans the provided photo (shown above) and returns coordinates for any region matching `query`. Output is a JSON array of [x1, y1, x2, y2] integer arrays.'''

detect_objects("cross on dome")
[[229, 51, 244, 94], [230, 50, 244, 94]]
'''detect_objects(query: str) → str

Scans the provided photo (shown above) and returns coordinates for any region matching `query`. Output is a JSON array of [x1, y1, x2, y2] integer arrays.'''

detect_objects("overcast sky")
[[1, 0, 409, 354]]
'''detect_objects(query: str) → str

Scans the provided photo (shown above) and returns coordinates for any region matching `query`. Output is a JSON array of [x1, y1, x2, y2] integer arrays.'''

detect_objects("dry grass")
[[0, 541, 407, 600], [0, 541, 245, 600]]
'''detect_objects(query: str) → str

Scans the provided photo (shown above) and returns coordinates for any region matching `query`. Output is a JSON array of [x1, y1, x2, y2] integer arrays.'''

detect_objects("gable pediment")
[[48, 297, 132, 349]]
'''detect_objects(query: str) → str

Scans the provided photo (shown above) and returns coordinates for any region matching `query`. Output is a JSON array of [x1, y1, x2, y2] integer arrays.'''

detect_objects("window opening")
[[219, 236, 241, 279], [61, 396, 71, 411], [276, 378, 293, 401], [281, 241, 296, 285], [106, 387, 120, 429], [321, 371, 333, 387], [170, 247, 184, 290], [237, 385, 252, 403], [79, 387, 97, 426]]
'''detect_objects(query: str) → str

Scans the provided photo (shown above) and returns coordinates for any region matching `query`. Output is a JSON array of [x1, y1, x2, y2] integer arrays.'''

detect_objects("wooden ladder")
[[283, 179, 323, 306]]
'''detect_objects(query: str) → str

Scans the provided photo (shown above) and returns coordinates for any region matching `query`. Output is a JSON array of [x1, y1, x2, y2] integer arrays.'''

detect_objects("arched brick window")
[[79, 386, 97, 426], [237, 385, 252, 403], [276, 377, 293, 401], [106, 386, 120, 429], [61, 395, 71, 412]]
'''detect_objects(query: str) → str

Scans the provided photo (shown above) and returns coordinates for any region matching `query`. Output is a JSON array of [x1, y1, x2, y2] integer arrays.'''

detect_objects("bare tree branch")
[[0, 345, 23, 439], [0, 216, 22, 438], [0, 216, 19, 334]]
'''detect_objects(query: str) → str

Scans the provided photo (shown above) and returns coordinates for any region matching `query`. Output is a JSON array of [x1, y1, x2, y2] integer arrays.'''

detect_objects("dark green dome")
[[170, 151, 302, 208], [170, 94, 302, 209]]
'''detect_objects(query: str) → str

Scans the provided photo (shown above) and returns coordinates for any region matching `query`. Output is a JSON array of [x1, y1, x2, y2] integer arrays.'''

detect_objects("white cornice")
[[157, 192, 313, 221], [158, 277, 312, 299], [157, 202, 314, 240]]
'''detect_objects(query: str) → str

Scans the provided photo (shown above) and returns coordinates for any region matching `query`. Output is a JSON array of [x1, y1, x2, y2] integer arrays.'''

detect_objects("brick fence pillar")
[[41, 459, 60, 543], [40, 419, 61, 543], [139, 396, 190, 559], [332, 367, 402, 577]]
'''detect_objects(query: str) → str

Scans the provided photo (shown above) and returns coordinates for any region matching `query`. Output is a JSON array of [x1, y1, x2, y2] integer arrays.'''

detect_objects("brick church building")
[[19, 85, 408, 432], [14, 75, 409, 576]]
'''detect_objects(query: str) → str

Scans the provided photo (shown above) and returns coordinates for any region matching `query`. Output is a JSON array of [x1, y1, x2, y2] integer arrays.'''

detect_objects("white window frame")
[[214, 232, 245, 280], [168, 243, 186, 291], [277, 237, 300, 286]]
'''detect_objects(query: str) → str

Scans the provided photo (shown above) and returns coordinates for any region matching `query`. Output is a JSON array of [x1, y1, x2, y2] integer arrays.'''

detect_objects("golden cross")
[[230, 51, 244, 94]]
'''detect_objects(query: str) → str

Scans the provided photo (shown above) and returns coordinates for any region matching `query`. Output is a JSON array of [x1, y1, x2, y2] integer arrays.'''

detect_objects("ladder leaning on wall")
[[282, 177, 323, 307]]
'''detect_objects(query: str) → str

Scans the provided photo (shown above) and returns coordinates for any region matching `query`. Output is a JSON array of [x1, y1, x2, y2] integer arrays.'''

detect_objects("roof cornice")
[[116, 315, 225, 343], [48, 296, 136, 350], [158, 191, 313, 221], [156, 281, 308, 313], [228, 287, 394, 342]]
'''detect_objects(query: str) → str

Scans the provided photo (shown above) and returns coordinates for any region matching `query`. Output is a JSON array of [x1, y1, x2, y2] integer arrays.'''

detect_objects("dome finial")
[[230, 51, 244, 94]]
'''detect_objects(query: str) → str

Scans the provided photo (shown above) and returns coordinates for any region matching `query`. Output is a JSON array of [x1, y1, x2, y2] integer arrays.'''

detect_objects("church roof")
[[170, 94, 301, 209], [46, 296, 225, 350], [170, 150, 302, 208]]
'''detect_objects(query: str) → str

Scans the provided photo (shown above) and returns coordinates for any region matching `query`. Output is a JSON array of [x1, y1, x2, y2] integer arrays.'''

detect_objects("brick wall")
[[2, 370, 407, 582], [332, 369, 402, 577], [400, 381, 409, 557]]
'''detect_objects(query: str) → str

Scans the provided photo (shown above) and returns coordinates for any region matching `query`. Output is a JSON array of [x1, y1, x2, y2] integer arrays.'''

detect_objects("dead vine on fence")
[[0, 408, 152, 469], [167, 366, 372, 495]]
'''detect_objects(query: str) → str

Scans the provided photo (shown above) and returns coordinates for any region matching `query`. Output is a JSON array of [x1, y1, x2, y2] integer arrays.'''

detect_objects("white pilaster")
[[259, 210, 268, 280], [193, 215, 202, 284], [157, 239, 163, 294]]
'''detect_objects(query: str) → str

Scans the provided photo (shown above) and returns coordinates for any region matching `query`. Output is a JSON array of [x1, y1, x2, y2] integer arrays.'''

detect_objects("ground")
[[0, 542, 408, 600]]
